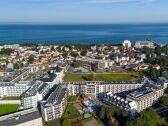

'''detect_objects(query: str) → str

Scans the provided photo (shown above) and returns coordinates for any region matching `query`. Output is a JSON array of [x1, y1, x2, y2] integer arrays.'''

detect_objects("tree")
[[63, 52, 68, 58], [0, 48, 12, 55], [28, 54, 34, 64], [164, 87, 168, 95], [73, 61, 82, 68], [92, 65, 98, 72], [80, 50, 87, 56], [143, 47, 154, 56], [14, 63, 20, 69], [150, 68, 160, 80], [156, 96, 168, 107], [82, 74, 93, 81], [71, 52, 78, 57], [127, 108, 166, 126]]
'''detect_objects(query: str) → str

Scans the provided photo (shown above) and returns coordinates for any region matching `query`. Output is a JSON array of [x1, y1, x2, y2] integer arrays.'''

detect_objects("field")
[[0, 104, 19, 116], [63, 73, 139, 82], [1, 96, 20, 100]]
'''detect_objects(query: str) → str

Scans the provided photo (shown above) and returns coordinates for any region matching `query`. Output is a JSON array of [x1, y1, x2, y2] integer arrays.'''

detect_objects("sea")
[[0, 23, 168, 45]]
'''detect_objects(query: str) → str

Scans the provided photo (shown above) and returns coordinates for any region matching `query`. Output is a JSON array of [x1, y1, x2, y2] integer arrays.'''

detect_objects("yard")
[[62, 96, 79, 119], [0, 104, 19, 116], [63, 73, 139, 82]]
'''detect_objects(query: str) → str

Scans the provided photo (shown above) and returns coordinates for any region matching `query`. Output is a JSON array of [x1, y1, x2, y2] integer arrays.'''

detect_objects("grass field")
[[0, 104, 19, 116], [63, 73, 139, 82], [1, 96, 20, 100]]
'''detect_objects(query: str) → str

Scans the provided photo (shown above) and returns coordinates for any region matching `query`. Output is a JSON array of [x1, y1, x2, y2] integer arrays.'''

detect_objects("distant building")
[[41, 85, 67, 121], [4, 44, 20, 50], [0, 108, 42, 126], [7, 63, 14, 70], [0, 68, 14, 77], [134, 41, 155, 49], [123, 40, 132, 48], [21, 81, 50, 109]]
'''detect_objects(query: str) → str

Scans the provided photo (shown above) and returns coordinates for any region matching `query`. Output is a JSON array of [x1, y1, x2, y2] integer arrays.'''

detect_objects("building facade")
[[0, 81, 31, 98], [40, 85, 67, 121], [66, 80, 143, 99]]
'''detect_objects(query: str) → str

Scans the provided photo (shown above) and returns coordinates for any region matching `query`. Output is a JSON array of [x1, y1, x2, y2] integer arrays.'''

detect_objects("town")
[[0, 40, 168, 126]]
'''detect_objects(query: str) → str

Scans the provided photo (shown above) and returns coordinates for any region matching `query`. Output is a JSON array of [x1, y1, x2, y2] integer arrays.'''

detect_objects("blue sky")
[[0, 0, 168, 24]]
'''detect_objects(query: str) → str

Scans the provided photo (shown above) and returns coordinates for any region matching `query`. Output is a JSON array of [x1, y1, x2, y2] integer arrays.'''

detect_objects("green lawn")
[[46, 118, 61, 126], [0, 104, 19, 116], [62, 97, 79, 119], [1, 96, 20, 100], [68, 96, 77, 102], [63, 73, 139, 82]]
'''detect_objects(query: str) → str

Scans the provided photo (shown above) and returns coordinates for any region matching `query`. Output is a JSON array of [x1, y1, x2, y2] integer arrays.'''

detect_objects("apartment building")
[[41, 85, 67, 121], [0, 81, 32, 97], [66, 80, 143, 99], [134, 41, 155, 49], [101, 85, 165, 117], [21, 81, 50, 109], [126, 86, 164, 112]]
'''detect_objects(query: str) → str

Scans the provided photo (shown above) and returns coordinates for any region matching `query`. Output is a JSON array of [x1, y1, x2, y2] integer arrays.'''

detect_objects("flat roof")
[[64, 80, 141, 85], [21, 81, 48, 98], [0, 109, 41, 126], [43, 85, 67, 106]]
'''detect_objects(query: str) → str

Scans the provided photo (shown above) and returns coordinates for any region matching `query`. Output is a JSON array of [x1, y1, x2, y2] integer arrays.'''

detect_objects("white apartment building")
[[41, 85, 67, 121], [101, 85, 165, 117], [123, 40, 132, 48], [126, 86, 164, 112], [21, 81, 50, 109], [134, 41, 155, 49], [3, 44, 20, 50], [66, 80, 143, 99], [0, 81, 32, 98]]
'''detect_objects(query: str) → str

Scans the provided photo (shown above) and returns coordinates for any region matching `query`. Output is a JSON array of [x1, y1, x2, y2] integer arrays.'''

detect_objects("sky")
[[0, 0, 168, 24]]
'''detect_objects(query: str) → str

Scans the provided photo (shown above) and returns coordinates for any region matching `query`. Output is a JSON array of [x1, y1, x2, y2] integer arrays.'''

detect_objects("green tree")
[[164, 87, 168, 95], [156, 96, 168, 107], [0, 48, 13, 55], [14, 63, 20, 69], [71, 52, 78, 57], [80, 50, 87, 56], [82, 74, 93, 81], [63, 52, 68, 58], [150, 68, 160, 80], [127, 108, 166, 126], [28, 54, 34, 64], [73, 61, 82, 68]]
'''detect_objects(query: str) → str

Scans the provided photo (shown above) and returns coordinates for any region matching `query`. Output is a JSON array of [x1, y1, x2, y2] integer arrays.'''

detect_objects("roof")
[[153, 64, 160, 68], [50, 66, 62, 72], [21, 81, 49, 98], [42, 85, 67, 106], [0, 109, 41, 126], [40, 73, 56, 82]]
